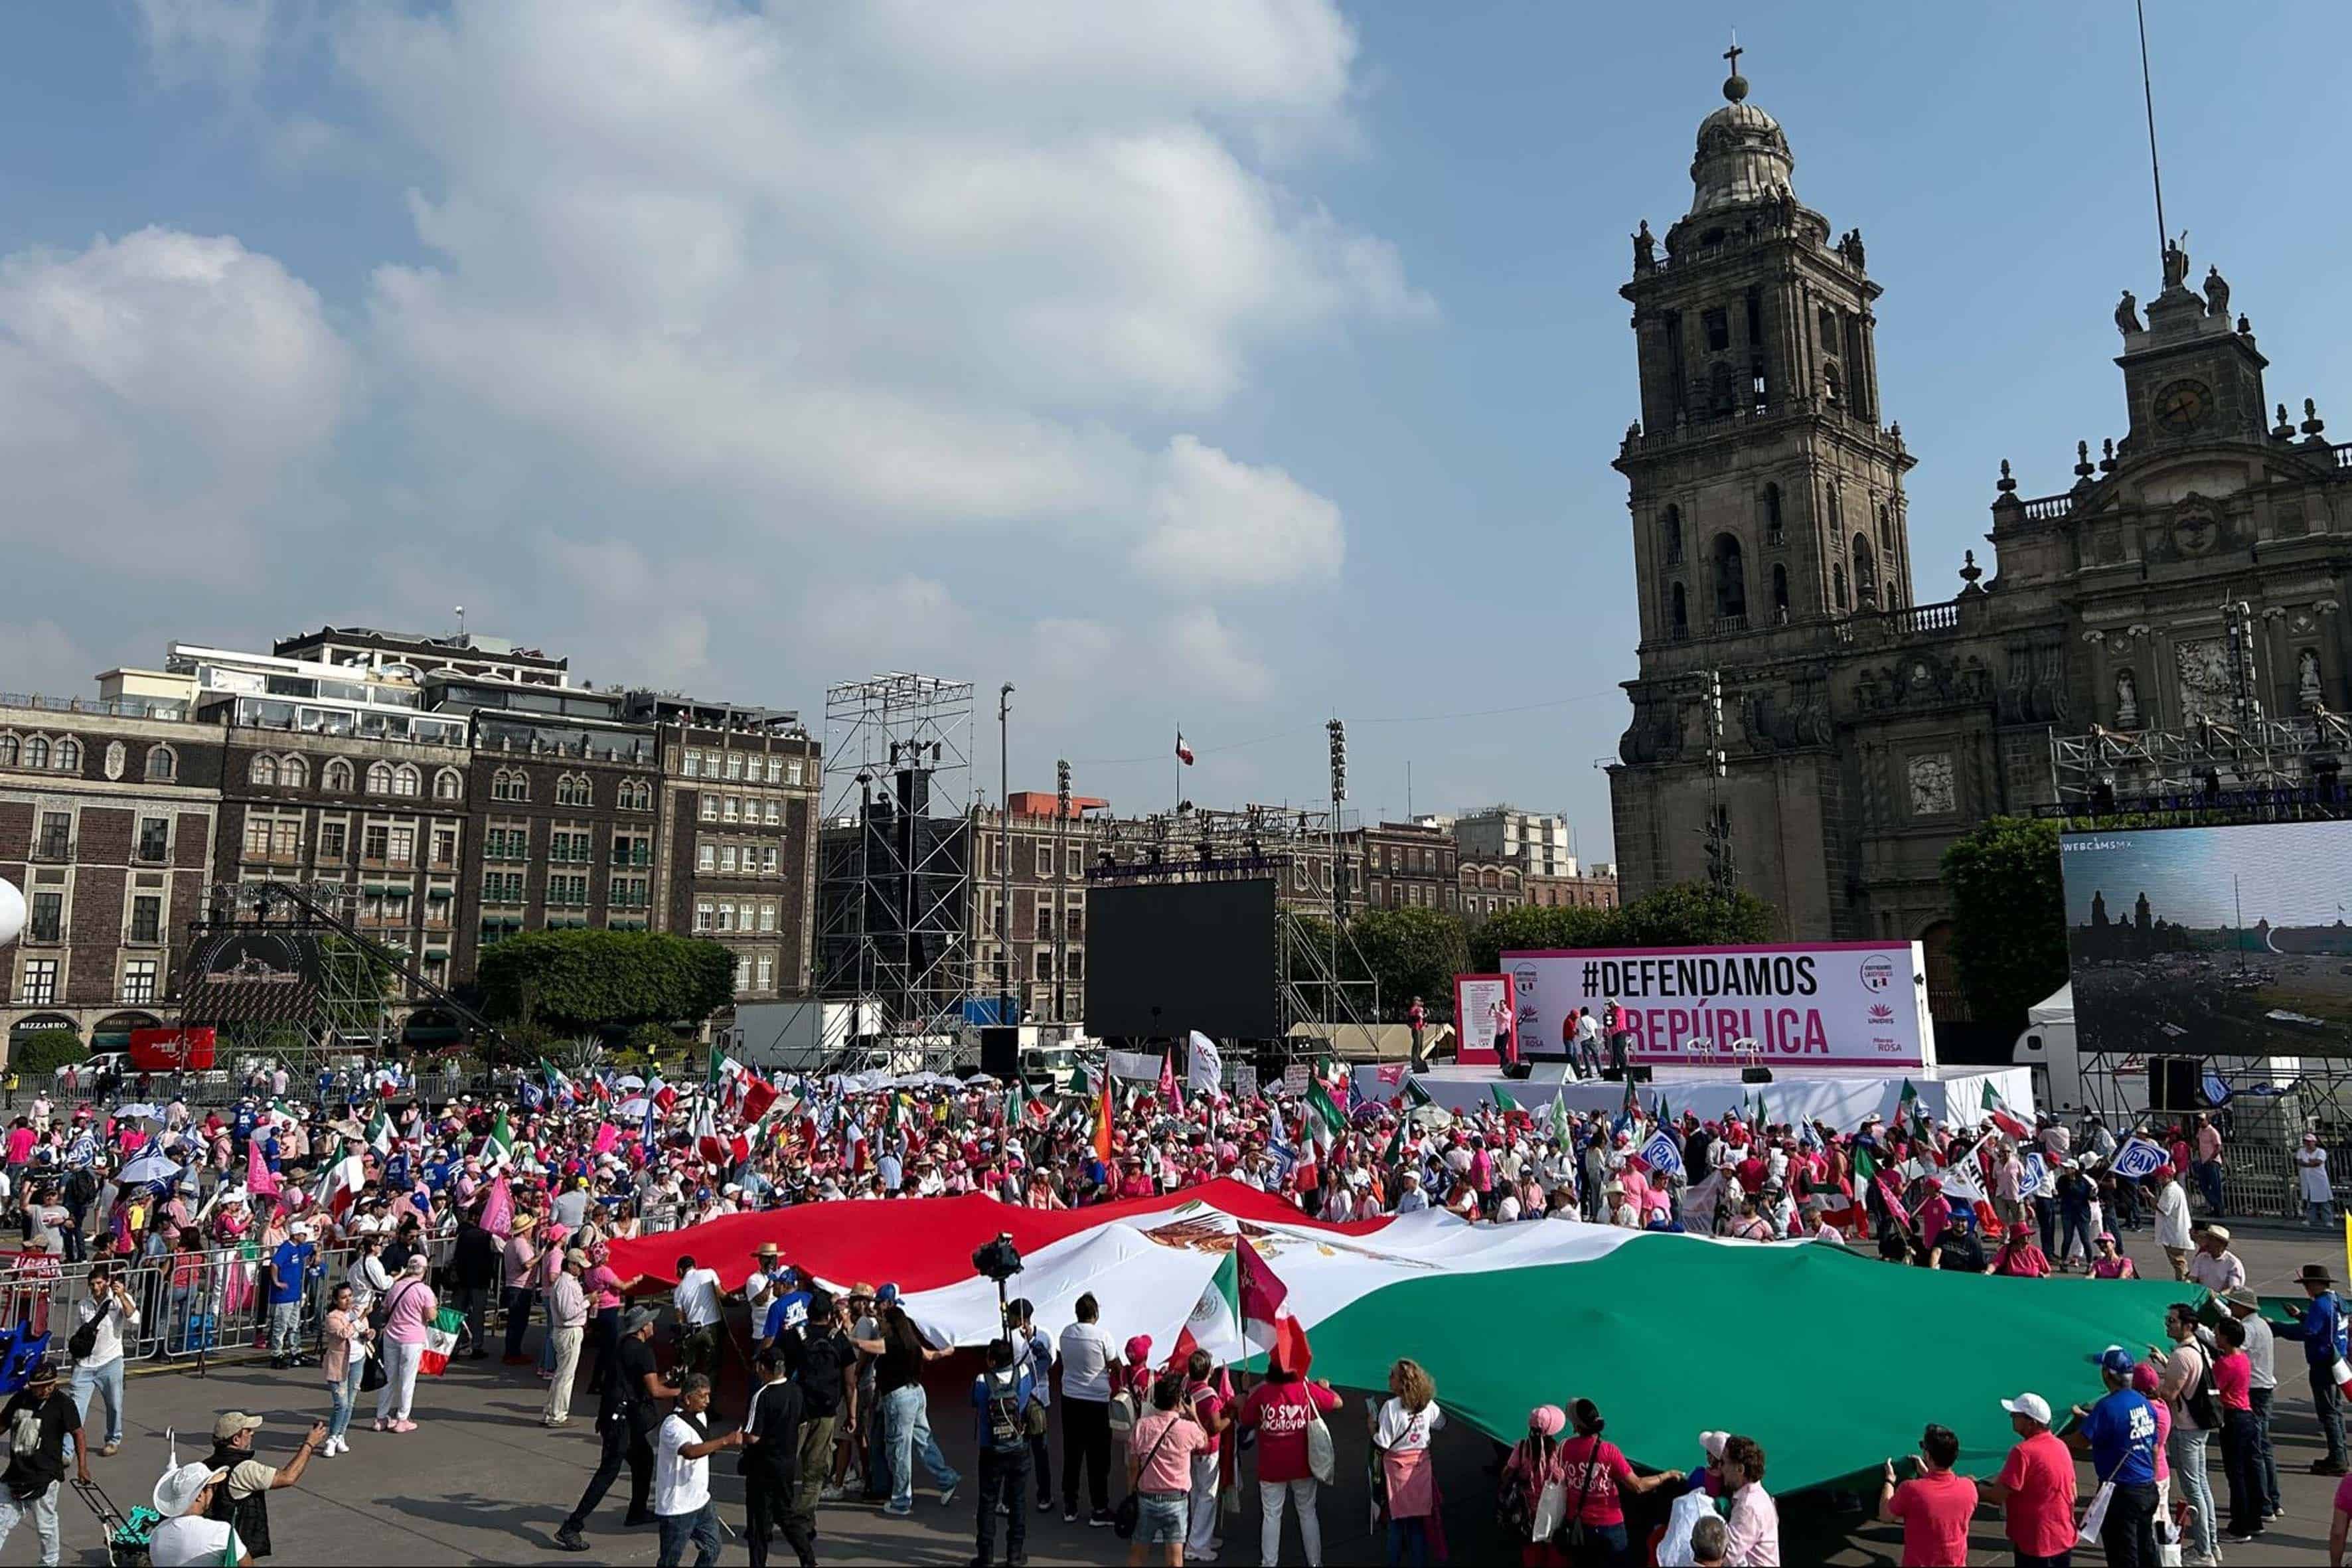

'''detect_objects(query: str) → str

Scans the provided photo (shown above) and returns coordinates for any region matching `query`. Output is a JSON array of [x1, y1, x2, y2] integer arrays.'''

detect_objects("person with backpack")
[[742, 1348, 815, 1568], [971, 1336, 1042, 1567], [0, 1357, 88, 1565], [788, 1288, 855, 1544], [2150, 1300, 2221, 1565]]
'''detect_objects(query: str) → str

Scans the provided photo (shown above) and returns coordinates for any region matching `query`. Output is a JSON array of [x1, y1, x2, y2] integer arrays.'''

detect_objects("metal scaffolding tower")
[[813, 673, 975, 1054]]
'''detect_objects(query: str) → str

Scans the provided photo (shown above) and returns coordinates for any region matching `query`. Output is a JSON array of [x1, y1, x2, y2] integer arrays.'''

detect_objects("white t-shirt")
[[1374, 1398, 1445, 1451], [149, 1515, 239, 1568], [672, 1267, 724, 1330], [655, 1413, 713, 1516], [74, 1291, 137, 1368], [1058, 1320, 1115, 1403]]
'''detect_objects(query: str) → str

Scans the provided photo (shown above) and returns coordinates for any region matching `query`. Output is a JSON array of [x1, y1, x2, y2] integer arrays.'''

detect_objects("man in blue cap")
[[2067, 1346, 2161, 1568]]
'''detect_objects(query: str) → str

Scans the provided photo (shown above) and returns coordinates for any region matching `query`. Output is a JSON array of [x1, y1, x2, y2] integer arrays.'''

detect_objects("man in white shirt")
[[2186, 1225, 2245, 1295], [69, 1260, 139, 1456], [2225, 1286, 2282, 1522], [1393, 1170, 1429, 1214], [671, 1255, 724, 1378], [653, 1373, 741, 1568], [2153, 1167, 2193, 1279], [1056, 1292, 1116, 1526]]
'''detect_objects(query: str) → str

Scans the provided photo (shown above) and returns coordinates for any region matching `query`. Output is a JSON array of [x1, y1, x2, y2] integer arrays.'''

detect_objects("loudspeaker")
[[1599, 1067, 1622, 1083], [1501, 1061, 1533, 1081], [2149, 1055, 2202, 1113], [1741, 1065, 1774, 1084], [979, 1026, 1019, 1081], [1627, 1064, 1653, 1085]]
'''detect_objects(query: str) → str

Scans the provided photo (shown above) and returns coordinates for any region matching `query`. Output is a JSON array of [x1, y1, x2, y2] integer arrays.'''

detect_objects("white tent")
[[2026, 984, 2073, 1029]]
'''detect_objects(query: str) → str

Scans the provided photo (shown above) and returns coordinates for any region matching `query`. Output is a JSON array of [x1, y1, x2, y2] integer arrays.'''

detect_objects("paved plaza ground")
[[2, 1217, 2347, 1565]]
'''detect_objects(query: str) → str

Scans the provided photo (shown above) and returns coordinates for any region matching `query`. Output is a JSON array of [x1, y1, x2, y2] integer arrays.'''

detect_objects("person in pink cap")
[[1499, 1404, 1567, 1567]]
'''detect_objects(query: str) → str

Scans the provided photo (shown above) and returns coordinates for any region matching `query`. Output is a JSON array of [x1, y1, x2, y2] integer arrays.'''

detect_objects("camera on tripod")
[[971, 1232, 1024, 1284]]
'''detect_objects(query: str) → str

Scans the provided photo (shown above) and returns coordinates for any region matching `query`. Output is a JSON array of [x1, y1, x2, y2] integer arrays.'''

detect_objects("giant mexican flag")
[[609, 1178, 2191, 1492]]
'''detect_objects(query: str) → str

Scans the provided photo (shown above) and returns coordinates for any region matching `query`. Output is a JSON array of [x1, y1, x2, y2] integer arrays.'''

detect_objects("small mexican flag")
[[1897, 1079, 1926, 1138], [1981, 1081, 2033, 1140], [1490, 1083, 1520, 1112], [1304, 1079, 1348, 1144], [418, 1305, 466, 1375], [366, 1107, 394, 1156], [484, 1109, 514, 1169]]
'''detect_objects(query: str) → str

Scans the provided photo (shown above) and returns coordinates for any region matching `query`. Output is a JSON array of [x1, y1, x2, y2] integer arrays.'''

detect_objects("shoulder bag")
[[1114, 1417, 1186, 1540], [67, 1297, 107, 1362], [1553, 1437, 1600, 1552], [1304, 1395, 1336, 1488]]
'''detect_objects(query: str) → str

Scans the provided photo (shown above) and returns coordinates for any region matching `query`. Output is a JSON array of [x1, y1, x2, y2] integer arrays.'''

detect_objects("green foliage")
[[476, 929, 738, 1034], [1467, 905, 1618, 975], [1610, 882, 1778, 947], [1941, 816, 2069, 1031], [1339, 907, 1470, 1020], [9, 1030, 87, 1076]]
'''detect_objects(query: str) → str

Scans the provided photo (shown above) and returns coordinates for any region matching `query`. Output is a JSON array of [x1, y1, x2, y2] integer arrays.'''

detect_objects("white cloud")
[[0, 226, 350, 578], [133, 0, 288, 91], [1137, 434, 1344, 589], [1162, 609, 1273, 704]]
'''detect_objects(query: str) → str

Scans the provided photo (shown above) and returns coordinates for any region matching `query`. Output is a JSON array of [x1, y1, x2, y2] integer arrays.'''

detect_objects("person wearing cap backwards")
[[2282, 1261, 2351, 1476], [148, 1461, 240, 1567], [2066, 1347, 2162, 1568], [202, 1409, 329, 1561], [0, 1358, 88, 1565], [555, 1304, 678, 1552], [1976, 1391, 2076, 1568]]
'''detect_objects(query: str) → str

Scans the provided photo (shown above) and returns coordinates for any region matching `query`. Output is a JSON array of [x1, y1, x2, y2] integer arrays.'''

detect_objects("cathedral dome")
[[1688, 72, 1795, 218]]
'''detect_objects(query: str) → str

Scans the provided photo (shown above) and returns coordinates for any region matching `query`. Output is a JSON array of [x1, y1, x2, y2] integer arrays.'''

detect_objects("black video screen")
[[1085, 880, 1279, 1040]]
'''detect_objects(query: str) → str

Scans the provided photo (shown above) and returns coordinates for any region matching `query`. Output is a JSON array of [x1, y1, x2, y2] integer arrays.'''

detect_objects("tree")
[[1340, 907, 1470, 1020], [1467, 904, 1616, 975], [1610, 882, 1777, 947], [476, 929, 738, 1034], [9, 1030, 86, 1077], [1941, 816, 2068, 1031]]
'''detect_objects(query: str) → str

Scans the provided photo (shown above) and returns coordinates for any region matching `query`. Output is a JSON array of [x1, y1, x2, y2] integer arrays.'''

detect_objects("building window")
[[122, 958, 157, 1004], [763, 799, 779, 825], [431, 828, 457, 867], [716, 901, 735, 932], [319, 821, 347, 863], [787, 758, 805, 786], [491, 769, 526, 802], [363, 824, 389, 862], [25, 737, 50, 769], [682, 751, 702, 779], [698, 843, 716, 872], [763, 757, 781, 783], [323, 758, 353, 792], [1663, 504, 1683, 565], [734, 955, 751, 992], [759, 902, 776, 933], [17, 959, 58, 1004], [1833, 563, 1849, 610], [756, 955, 773, 988], [722, 796, 740, 823], [556, 774, 588, 807], [136, 817, 169, 862], [25, 890, 65, 943], [391, 764, 420, 797], [1772, 564, 1790, 621], [720, 844, 739, 873], [1703, 307, 1730, 353], [724, 753, 744, 781], [1713, 534, 1747, 621], [434, 768, 463, 801], [760, 846, 779, 875], [697, 794, 716, 822], [1853, 534, 1879, 609], [366, 761, 392, 793], [388, 826, 415, 866], [1036, 844, 1052, 877], [1763, 483, 1784, 537], [36, 811, 70, 860], [250, 754, 279, 787], [145, 745, 176, 781], [0, 734, 17, 766], [54, 739, 79, 771], [1034, 951, 1053, 982], [1670, 582, 1689, 637], [619, 778, 652, 811], [129, 896, 162, 944]]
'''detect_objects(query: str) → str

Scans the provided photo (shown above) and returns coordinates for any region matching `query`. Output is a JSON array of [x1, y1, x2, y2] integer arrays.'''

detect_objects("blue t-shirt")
[[762, 1290, 811, 1343], [268, 1241, 315, 1306], [2082, 1388, 2159, 1487], [971, 1364, 1038, 1450], [231, 1106, 256, 1146]]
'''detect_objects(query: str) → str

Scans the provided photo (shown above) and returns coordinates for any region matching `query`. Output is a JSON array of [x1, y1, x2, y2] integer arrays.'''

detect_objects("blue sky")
[[3, 2, 2346, 864], [2062, 823, 2352, 929]]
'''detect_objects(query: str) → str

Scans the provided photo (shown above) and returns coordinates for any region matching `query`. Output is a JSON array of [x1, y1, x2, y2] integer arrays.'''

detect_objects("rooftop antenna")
[[454, 604, 466, 639], [2134, 0, 2168, 270]]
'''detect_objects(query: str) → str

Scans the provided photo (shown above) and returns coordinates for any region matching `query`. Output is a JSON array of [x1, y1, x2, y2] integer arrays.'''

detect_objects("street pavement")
[[1, 1215, 2346, 1565]]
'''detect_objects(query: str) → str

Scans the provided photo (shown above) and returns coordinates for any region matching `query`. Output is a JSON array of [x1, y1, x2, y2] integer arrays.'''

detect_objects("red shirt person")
[[1879, 1423, 1976, 1568], [1977, 1393, 2077, 1564]]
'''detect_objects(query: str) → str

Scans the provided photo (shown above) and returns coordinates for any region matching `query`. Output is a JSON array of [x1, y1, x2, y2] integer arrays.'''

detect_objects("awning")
[[384, 885, 411, 899], [426, 887, 454, 900]]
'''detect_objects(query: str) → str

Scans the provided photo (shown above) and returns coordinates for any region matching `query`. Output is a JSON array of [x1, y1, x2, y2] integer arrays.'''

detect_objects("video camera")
[[971, 1231, 1024, 1284]]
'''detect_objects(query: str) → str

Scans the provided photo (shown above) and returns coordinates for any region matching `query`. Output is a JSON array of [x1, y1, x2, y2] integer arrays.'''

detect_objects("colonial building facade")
[[1608, 64, 2351, 1014]]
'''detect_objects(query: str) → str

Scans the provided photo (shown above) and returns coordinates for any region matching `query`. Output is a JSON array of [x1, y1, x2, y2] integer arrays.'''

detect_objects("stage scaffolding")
[[2043, 710, 2352, 823], [1085, 803, 1379, 1060], [812, 673, 975, 1065]]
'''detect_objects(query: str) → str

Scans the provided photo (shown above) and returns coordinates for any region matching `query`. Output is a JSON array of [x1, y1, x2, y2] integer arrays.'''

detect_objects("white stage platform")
[[1349, 1060, 2036, 1133]]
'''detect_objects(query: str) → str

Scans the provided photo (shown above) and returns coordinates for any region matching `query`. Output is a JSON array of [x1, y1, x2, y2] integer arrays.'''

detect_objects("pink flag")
[[592, 1123, 621, 1158], [244, 1135, 281, 1199], [1375, 1063, 1406, 1087], [1160, 1053, 1180, 1113], [481, 1174, 514, 1239]]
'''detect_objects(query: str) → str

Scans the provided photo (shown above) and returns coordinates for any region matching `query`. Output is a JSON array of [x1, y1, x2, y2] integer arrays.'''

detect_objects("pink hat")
[[1529, 1404, 1565, 1437], [1124, 1334, 1153, 1366]]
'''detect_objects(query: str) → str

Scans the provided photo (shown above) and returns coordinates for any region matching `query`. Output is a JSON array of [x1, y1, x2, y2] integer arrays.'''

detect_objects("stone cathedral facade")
[[1606, 64, 2352, 1014]]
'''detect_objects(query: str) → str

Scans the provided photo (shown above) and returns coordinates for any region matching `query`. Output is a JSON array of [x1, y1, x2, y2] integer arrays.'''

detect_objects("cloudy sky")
[[3, 2, 2347, 858]]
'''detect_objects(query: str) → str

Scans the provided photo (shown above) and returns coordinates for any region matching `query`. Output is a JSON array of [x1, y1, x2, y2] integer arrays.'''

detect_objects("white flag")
[[1187, 1032, 1224, 1098]]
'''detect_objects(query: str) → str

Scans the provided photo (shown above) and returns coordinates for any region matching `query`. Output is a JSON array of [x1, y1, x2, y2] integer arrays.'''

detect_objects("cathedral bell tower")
[[1612, 56, 1917, 654]]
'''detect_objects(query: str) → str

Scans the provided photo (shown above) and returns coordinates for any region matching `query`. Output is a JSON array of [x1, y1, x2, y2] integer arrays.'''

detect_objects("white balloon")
[[0, 879, 22, 946]]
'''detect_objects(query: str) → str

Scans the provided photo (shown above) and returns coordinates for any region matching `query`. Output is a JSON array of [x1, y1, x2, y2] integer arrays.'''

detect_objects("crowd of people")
[[0, 1054, 2337, 1565]]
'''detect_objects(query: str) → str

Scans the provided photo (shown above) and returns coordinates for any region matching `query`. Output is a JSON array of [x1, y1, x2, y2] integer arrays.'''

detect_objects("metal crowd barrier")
[[0, 1235, 456, 1368]]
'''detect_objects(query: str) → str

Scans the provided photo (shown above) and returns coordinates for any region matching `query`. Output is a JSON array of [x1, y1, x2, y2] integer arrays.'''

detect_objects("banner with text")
[[1453, 974, 1515, 1065], [1498, 942, 1936, 1071]]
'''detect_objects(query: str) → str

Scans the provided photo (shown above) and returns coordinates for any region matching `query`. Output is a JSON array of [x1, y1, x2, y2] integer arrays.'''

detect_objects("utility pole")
[[1054, 757, 1071, 1024], [998, 682, 1014, 1023]]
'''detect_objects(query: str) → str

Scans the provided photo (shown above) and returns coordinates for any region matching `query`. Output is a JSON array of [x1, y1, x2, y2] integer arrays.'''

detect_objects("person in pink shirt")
[[373, 1253, 436, 1433], [1235, 1359, 1341, 1566], [1990, 1227, 2052, 1278]]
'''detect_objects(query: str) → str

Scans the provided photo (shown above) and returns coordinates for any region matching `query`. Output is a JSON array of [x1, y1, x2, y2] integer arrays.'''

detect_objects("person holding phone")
[[1877, 1425, 1972, 1567]]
